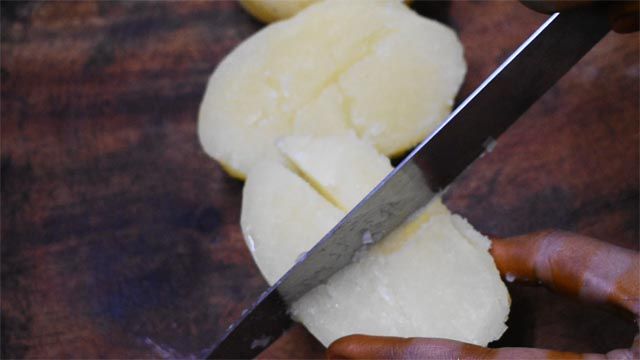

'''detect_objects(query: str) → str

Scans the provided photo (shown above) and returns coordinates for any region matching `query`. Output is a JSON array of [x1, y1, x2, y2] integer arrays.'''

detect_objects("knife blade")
[[209, 8, 610, 359]]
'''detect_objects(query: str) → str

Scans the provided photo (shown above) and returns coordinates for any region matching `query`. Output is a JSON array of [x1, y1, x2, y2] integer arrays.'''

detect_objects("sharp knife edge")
[[209, 8, 610, 359]]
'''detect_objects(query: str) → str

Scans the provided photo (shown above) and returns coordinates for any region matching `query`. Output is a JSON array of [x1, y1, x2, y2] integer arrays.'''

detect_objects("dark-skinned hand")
[[327, 230, 639, 359]]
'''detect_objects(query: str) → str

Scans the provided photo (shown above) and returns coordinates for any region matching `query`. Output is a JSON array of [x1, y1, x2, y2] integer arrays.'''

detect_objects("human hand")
[[326, 230, 639, 359], [327, 3, 639, 358]]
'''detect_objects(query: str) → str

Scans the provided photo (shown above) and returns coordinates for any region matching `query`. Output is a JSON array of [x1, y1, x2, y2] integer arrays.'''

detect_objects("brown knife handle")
[[521, 0, 639, 33]]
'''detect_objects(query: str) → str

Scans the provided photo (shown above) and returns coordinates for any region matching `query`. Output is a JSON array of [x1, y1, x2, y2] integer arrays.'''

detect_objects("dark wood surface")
[[1, 1, 638, 358]]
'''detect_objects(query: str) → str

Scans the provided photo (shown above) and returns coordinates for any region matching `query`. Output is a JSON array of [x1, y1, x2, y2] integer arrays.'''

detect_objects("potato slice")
[[241, 161, 345, 284], [198, 0, 466, 178], [290, 197, 510, 347], [277, 132, 392, 211], [241, 156, 508, 346]]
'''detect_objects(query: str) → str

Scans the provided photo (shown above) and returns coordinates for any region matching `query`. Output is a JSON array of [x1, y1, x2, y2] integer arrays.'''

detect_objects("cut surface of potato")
[[278, 132, 392, 211], [198, 0, 466, 178], [290, 197, 510, 347], [241, 161, 345, 284]]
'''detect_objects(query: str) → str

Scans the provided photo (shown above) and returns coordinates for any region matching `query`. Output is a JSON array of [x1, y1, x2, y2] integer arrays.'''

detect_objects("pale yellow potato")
[[291, 85, 351, 137], [241, 161, 345, 284], [290, 197, 510, 347], [241, 146, 508, 346], [277, 132, 392, 211], [240, 0, 316, 23], [198, 0, 466, 179], [240, 0, 413, 24]]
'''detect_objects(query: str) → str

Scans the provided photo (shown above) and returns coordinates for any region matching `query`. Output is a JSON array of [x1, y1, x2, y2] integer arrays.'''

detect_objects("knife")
[[209, 7, 610, 359]]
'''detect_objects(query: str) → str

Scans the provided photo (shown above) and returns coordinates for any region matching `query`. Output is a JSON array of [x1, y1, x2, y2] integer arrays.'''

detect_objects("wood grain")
[[1, 1, 637, 358]]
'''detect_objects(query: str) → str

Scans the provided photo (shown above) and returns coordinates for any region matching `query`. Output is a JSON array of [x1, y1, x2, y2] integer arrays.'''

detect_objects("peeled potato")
[[239, 0, 316, 23], [198, 0, 466, 178], [277, 132, 392, 211], [290, 197, 510, 347], [241, 161, 345, 284], [241, 143, 509, 347], [240, 0, 414, 24]]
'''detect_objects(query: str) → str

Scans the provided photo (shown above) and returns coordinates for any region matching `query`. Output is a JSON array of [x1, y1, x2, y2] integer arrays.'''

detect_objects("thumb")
[[325, 334, 624, 359], [327, 335, 493, 359]]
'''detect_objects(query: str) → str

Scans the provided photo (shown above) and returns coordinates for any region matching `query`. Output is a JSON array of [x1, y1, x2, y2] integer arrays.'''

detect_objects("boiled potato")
[[241, 147, 509, 347], [198, 0, 466, 179], [240, 0, 413, 24], [240, 0, 316, 23], [277, 132, 392, 211], [241, 161, 345, 284], [291, 197, 510, 347]]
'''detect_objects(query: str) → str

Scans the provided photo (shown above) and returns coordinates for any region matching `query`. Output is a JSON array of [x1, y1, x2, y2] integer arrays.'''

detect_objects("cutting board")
[[2, 1, 638, 358]]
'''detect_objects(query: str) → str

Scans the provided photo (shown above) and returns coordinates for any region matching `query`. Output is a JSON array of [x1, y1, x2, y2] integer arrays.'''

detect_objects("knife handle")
[[521, 0, 639, 33]]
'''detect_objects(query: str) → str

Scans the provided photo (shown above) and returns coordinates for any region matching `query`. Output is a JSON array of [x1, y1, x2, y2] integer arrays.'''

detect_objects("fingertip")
[[326, 334, 373, 359], [327, 335, 412, 359], [326, 335, 483, 359], [490, 233, 543, 281]]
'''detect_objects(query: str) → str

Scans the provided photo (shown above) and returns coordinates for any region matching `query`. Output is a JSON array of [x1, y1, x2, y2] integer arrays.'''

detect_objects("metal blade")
[[209, 8, 609, 359]]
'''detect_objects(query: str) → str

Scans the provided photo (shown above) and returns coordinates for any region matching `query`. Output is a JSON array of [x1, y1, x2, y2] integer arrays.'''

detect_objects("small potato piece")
[[277, 132, 392, 211], [241, 161, 345, 284], [198, 0, 466, 178], [290, 197, 510, 347], [240, 0, 316, 23], [240, 0, 413, 23]]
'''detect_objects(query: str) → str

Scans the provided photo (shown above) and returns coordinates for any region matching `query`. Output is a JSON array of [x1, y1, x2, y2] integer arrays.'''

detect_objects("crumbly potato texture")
[[240, 138, 509, 348], [291, 197, 510, 347], [204, 0, 506, 350], [198, 0, 466, 178]]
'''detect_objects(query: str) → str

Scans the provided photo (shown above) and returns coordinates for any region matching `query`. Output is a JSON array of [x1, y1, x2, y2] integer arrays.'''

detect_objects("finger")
[[491, 230, 639, 316], [326, 335, 623, 359]]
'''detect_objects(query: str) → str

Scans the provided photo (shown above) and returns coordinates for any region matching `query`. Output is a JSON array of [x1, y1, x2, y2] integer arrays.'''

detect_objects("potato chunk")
[[240, 0, 413, 24], [241, 156, 509, 347], [239, 0, 316, 23], [198, 0, 466, 178], [241, 161, 345, 284], [277, 132, 392, 211], [290, 197, 510, 347]]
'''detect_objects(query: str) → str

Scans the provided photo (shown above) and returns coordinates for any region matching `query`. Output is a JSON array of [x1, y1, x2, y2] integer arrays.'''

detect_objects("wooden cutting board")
[[2, 1, 638, 358]]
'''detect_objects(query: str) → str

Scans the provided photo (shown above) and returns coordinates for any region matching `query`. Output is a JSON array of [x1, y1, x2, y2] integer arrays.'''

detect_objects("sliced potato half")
[[198, 0, 466, 178], [240, 158, 509, 348]]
